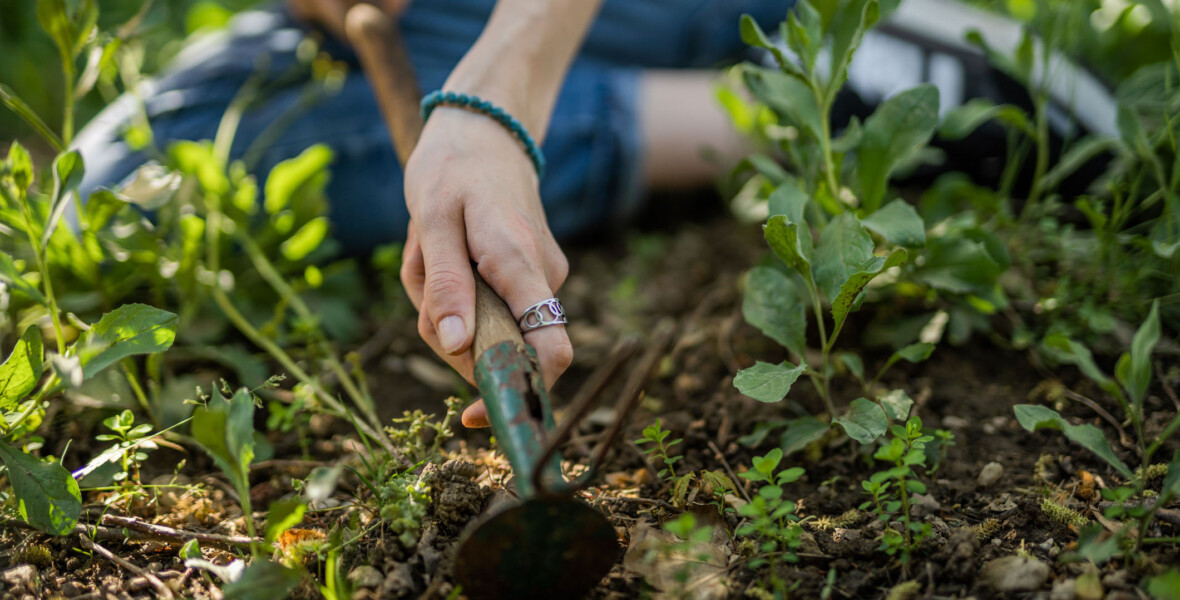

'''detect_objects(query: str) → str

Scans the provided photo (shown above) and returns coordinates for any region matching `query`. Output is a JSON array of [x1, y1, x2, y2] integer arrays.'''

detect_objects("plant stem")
[[14, 193, 67, 355], [234, 232, 381, 430], [804, 278, 834, 417]]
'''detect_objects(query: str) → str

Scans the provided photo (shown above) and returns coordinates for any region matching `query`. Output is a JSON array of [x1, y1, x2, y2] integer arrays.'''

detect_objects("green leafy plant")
[[94, 409, 154, 485], [859, 416, 935, 567], [736, 448, 807, 596], [635, 418, 685, 481], [1016, 301, 1179, 555], [731, 1, 942, 431]]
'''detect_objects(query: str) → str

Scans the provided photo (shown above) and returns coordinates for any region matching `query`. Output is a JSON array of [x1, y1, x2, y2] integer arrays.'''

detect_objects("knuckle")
[[423, 269, 470, 304], [416, 312, 434, 340]]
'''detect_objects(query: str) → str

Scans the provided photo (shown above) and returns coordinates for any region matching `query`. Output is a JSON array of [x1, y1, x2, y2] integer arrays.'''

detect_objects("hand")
[[287, 0, 410, 39], [400, 108, 573, 428]]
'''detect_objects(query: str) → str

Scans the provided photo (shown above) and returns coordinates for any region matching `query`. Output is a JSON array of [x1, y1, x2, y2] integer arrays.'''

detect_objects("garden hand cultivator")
[[344, 5, 621, 598]]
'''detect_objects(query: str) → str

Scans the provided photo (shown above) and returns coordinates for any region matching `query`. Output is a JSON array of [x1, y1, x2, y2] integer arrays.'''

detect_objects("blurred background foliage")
[[0, 0, 1174, 150], [968, 0, 1177, 84], [0, 0, 263, 150]]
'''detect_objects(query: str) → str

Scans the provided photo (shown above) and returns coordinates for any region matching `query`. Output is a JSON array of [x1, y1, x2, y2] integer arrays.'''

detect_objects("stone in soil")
[[977, 462, 1003, 487], [348, 565, 383, 589], [981, 555, 1050, 592], [2, 565, 37, 588]]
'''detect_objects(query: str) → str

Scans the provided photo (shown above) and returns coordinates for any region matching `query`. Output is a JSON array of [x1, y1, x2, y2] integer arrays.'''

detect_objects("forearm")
[[443, 0, 604, 141]]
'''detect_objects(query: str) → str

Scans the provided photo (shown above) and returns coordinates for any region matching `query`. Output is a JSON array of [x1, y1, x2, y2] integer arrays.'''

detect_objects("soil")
[[2, 196, 1177, 599]]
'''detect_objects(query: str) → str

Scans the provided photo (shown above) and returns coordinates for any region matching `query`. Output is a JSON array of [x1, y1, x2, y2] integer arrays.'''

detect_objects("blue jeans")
[[75, 1, 793, 255]]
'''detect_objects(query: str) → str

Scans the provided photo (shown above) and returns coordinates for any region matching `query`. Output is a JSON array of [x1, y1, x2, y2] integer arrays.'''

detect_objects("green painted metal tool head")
[[453, 497, 618, 599], [457, 341, 618, 597]]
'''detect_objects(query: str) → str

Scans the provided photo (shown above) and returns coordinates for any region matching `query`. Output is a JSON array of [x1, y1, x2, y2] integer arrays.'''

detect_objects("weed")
[[736, 448, 807, 597], [1016, 301, 1180, 556], [859, 416, 935, 566], [973, 518, 1001, 541], [635, 418, 684, 481]]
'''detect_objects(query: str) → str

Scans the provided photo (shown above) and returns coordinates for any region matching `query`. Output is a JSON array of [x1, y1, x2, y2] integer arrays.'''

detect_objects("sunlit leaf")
[[0, 442, 81, 535], [77, 304, 178, 379], [0, 327, 44, 410]]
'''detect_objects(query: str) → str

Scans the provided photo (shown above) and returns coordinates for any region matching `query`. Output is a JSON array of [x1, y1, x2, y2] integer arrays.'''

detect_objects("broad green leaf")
[[1145, 570, 1180, 600], [827, 0, 880, 98], [914, 236, 1004, 298], [42, 150, 84, 248], [735, 361, 807, 403], [265, 498, 306, 545], [221, 560, 301, 600], [834, 397, 889, 444], [781, 416, 829, 456], [830, 249, 907, 330], [743, 267, 807, 359], [0, 327, 44, 410], [878, 389, 913, 422], [784, 2, 823, 73], [192, 388, 257, 489], [813, 213, 874, 301], [78, 304, 178, 379], [1044, 335, 1126, 402], [739, 154, 792, 186], [878, 342, 936, 379], [264, 145, 333, 214], [857, 84, 940, 211], [835, 351, 865, 382], [180, 539, 202, 560], [862, 199, 926, 247], [1118, 301, 1160, 410], [767, 181, 809, 225], [280, 216, 329, 261], [765, 215, 814, 281], [743, 68, 823, 142], [1013, 404, 1132, 478], [0, 442, 81, 535]]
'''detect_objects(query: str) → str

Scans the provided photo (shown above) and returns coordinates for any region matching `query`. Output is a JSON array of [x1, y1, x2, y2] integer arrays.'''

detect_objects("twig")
[[78, 534, 176, 599], [1061, 385, 1137, 454], [100, 514, 260, 548], [707, 440, 751, 504], [1155, 361, 1180, 412], [1097, 501, 1180, 527]]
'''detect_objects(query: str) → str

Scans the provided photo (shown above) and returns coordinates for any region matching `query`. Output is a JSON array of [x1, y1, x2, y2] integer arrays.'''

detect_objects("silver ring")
[[517, 298, 567, 333]]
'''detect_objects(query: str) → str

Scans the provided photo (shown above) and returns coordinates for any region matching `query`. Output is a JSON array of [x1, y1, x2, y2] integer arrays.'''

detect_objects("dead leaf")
[[622, 520, 730, 600]]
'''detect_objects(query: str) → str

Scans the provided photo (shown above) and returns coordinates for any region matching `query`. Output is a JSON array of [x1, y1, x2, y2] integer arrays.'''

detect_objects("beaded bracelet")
[[420, 90, 546, 179]]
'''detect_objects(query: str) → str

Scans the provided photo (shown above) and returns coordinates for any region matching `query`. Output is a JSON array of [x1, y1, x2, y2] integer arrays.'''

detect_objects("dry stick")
[[1096, 502, 1180, 527], [78, 534, 176, 599], [1060, 384, 1137, 454], [1155, 361, 1180, 412], [707, 440, 752, 504], [99, 514, 259, 548]]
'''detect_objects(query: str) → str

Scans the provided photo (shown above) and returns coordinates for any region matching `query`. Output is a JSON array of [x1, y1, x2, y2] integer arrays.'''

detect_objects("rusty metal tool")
[[344, 5, 623, 598]]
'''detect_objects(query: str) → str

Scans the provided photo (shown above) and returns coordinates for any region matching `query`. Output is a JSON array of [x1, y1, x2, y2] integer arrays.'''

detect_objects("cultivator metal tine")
[[532, 319, 677, 496]]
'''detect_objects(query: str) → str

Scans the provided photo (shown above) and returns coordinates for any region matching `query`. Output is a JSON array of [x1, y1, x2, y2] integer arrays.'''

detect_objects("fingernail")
[[438, 315, 466, 354]]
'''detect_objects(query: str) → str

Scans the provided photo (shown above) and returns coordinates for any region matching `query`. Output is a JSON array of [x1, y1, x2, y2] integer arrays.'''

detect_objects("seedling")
[[859, 416, 935, 567], [736, 448, 806, 597], [635, 418, 684, 481]]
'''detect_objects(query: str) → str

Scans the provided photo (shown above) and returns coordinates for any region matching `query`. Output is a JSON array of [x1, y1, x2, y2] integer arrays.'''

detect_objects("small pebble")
[[2, 565, 37, 588], [1050, 580, 1076, 600], [978, 462, 1004, 487], [349, 566, 383, 589], [910, 493, 941, 518], [61, 581, 86, 597], [981, 555, 1050, 592]]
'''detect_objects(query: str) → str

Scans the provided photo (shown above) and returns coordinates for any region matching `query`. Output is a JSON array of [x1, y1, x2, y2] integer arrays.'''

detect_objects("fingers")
[[477, 251, 573, 391], [401, 222, 424, 309], [416, 210, 476, 356]]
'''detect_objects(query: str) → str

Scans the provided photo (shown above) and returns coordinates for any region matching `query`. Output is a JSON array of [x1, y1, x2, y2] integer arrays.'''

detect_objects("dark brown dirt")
[[2, 203, 1176, 600]]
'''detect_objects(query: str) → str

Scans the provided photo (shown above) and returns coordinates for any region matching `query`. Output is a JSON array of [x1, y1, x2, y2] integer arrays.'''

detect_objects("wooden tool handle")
[[345, 4, 527, 357]]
